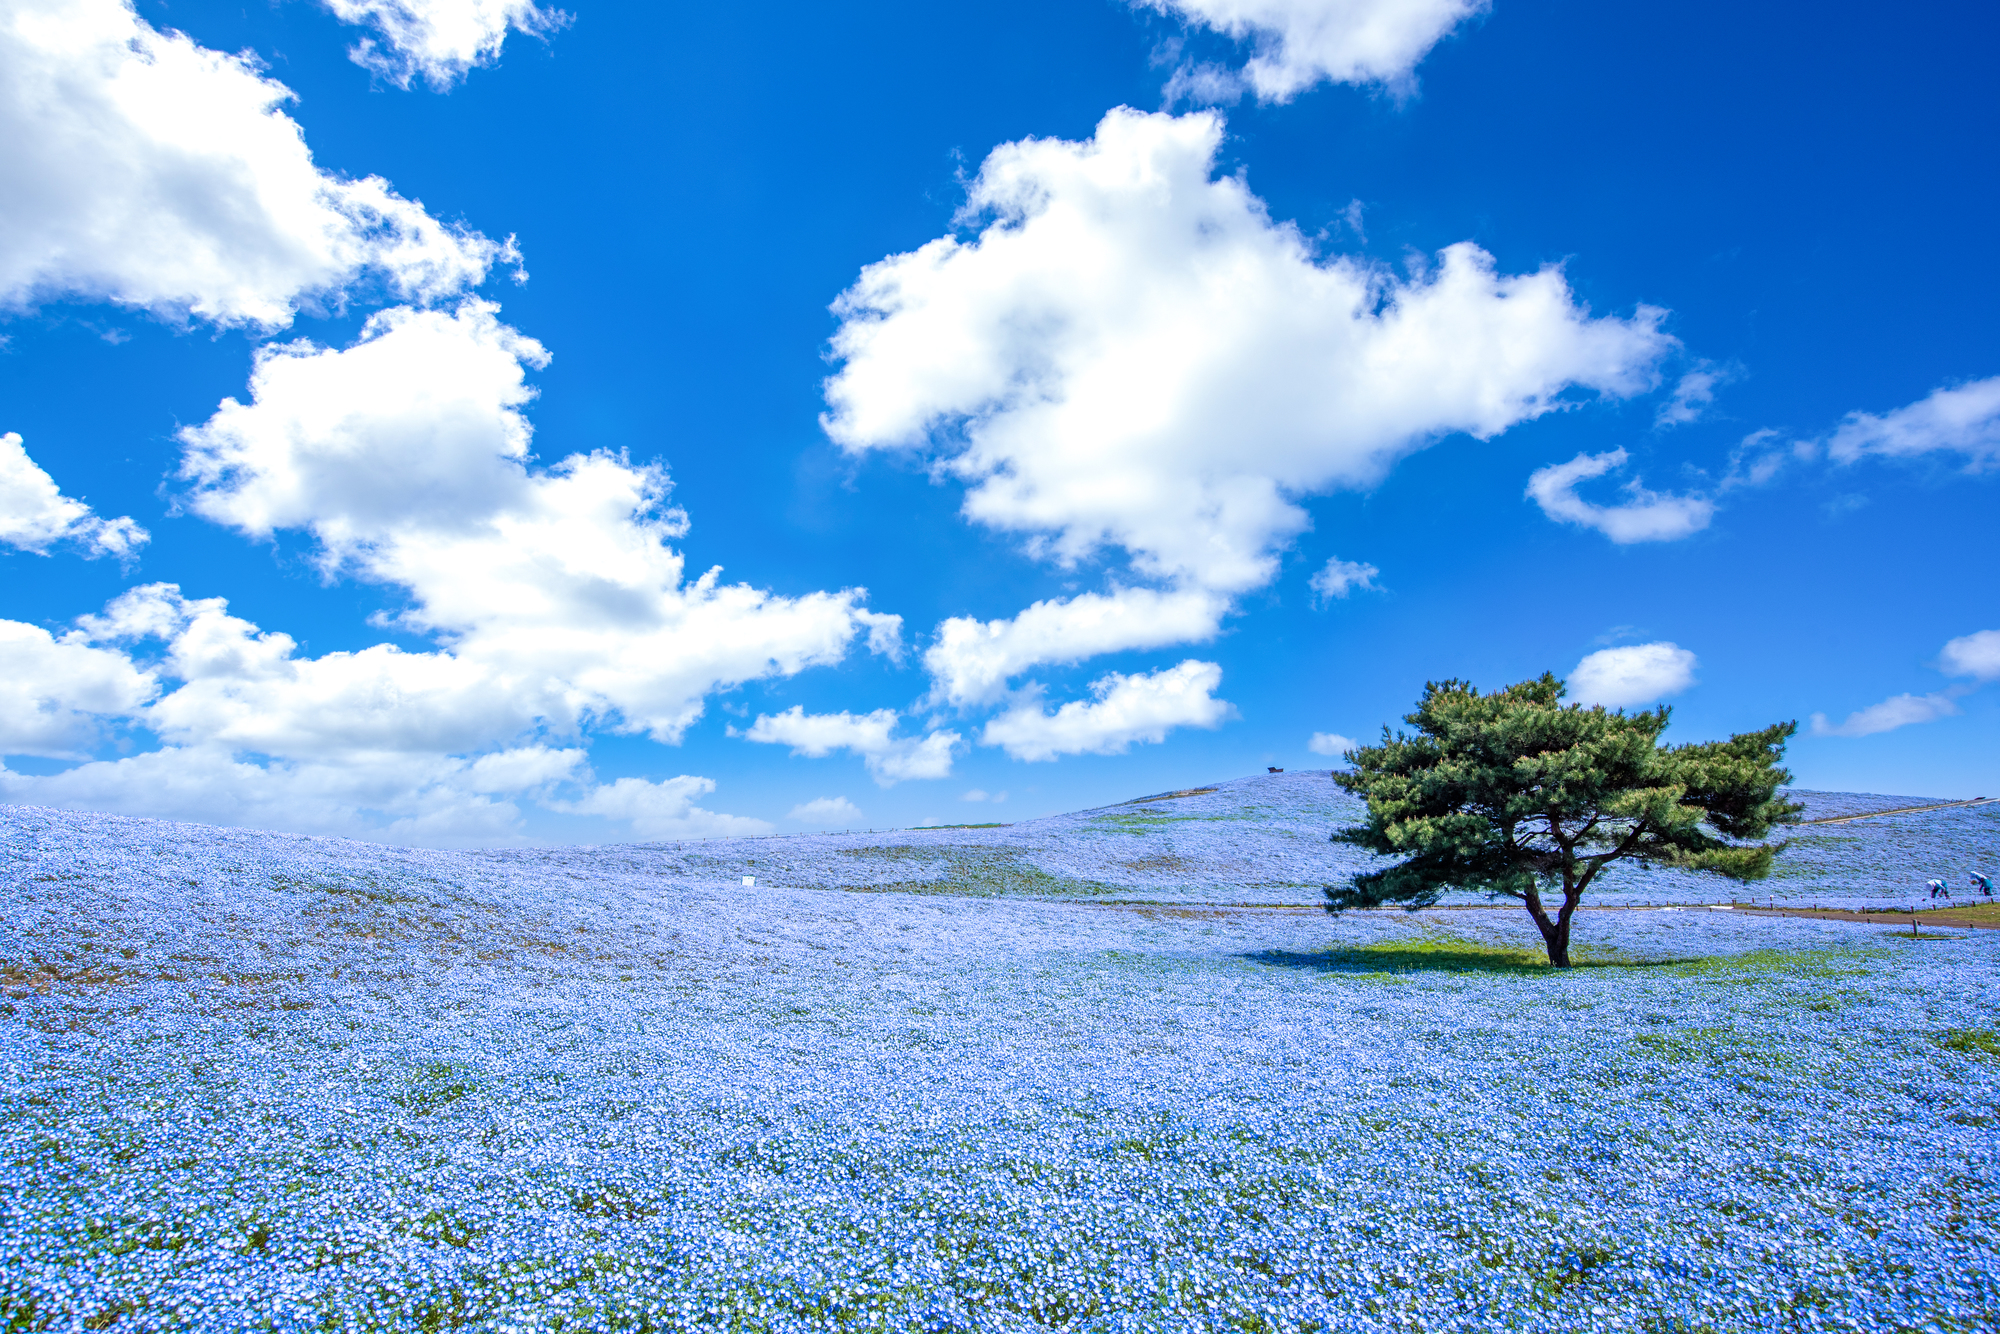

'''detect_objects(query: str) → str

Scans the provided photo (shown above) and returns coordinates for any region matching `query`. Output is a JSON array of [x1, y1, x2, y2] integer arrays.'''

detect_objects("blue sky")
[[2, 0, 1996, 845]]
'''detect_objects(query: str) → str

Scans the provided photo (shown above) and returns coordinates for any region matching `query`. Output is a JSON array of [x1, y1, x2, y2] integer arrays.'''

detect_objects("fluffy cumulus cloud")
[[179, 301, 899, 744], [1941, 630, 2000, 682], [827, 110, 1670, 602], [4, 304, 894, 842], [1143, 0, 1487, 102], [0, 581, 589, 841], [0, 619, 158, 758], [1810, 628, 2000, 739], [180, 301, 549, 550], [75, 583, 542, 760], [1811, 692, 1961, 740], [788, 795, 863, 825], [322, 0, 569, 89], [1567, 642, 1698, 709], [1826, 376, 2000, 470], [1309, 556, 1378, 602], [1, 742, 584, 846], [924, 587, 1229, 708], [981, 659, 1233, 761], [0, 581, 780, 844], [1527, 448, 1714, 544], [559, 775, 771, 840], [739, 707, 958, 786], [828, 109, 1667, 729], [1307, 731, 1356, 757], [0, 432, 146, 558], [0, 0, 501, 327]]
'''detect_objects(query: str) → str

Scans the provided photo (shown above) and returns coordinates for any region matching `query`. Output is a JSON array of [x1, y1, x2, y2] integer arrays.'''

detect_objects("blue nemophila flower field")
[[2, 775, 1997, 1332]]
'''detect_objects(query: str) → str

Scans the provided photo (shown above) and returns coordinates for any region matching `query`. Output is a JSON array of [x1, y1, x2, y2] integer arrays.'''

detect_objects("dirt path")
[[1095, 900, 2000, 930], [1800, 796, 1996, 826], [1733, 903, 2000, 930]]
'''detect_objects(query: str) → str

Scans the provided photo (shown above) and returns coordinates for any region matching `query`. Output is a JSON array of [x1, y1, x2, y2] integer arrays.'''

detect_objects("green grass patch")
[[1249, 933, 1556, 976], [1247, 931, 1849, 979], [391, 1060, 480, 1115], [1628, 1024, 1800, 1071], [1938, 1028, 2000, 1058], [271, 873, 422, 906], [1088, 811, 1199, 834], [1661, 947, 1875, 981], [834, 845, 1121, 898], [1089, 804, 1278, 835]]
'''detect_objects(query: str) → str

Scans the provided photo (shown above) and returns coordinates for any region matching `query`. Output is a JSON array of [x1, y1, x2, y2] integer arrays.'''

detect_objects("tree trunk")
[[1525, 908, 1572, 968], [1522, 888, 1573, 969], [1552, 892, 1583, 969], [1528, 876, 1576, 972], [1544, 916, 1572, 968]]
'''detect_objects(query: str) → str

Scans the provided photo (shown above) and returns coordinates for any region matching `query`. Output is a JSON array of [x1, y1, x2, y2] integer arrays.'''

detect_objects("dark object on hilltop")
[[1326, 673, 1801, 967], [1268, 766, 1284, 773]]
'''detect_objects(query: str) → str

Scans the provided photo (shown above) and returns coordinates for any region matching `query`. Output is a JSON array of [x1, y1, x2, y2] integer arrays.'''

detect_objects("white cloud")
[[1826, 376, 2000, 470], [0, 0, 501, 327], [739, 706, 959, 786], [1808, 629, 2000, 741], [561, 775, 771, 840], [960, 788, 1007, 803], [322, 0, 569, 88], [1143, 0, 1487, 102], [1567, 642, 1697, 709], [181, 301, 549, 548], [981, 659, 1233, 761], [459, 745, 584, 793], [178, 301, 898, 743], [1308, 556, 1378, 602], [0, 619, 158, 758], [79, 583, 545, 760], [3, 580, 788, 844], [1716, 428, 1812, 492], [1654, 363, 1730, 428], [1526, 448, 1714, 544], [0, 432, 147, 558], [1307, 730, 1356, 757], [788, 795, 862, 825], [924, 587, 1229, 707], [0, 742, 586, 846], [1810, 692, 1961, 740], [0, 301, 901, 842], [1941, 629, 2000, 682], [825, 109, 1670, 599]]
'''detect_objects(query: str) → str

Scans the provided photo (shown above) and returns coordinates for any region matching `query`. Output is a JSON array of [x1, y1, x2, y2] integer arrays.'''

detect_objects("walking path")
[[1091, 900, 2000, 930], [1735, 903, 2000, 930], [1800, 796, 1996, 826]]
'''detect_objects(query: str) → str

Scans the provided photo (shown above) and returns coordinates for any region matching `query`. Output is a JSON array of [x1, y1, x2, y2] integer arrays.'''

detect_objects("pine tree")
[[1329, 674, 1801, 967]]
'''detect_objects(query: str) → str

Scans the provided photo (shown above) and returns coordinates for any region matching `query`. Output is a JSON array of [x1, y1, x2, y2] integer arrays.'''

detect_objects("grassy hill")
[[1, 781, 1996, 1331], [508, 771, 1989, 909]]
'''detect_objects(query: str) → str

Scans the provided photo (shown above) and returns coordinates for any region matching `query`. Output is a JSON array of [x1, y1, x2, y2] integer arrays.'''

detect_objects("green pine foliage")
[[1329, 674, 1801, 967]]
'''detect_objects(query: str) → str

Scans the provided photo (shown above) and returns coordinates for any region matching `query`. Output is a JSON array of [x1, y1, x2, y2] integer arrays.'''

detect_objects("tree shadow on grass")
[[1245, 941, 1694, 976]]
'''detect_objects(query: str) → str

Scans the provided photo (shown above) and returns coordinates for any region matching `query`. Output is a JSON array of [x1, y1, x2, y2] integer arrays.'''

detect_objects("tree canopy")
[[1328, 674, 1801, 967]]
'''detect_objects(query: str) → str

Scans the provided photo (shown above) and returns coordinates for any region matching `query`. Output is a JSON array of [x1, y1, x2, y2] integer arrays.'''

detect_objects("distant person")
[[1926, 878, 1950, 900], [1974, 872, 1996, 898]]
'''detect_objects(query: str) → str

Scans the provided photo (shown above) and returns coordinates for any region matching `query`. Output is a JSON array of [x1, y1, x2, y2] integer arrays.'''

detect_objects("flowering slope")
[[497, 771, 1990, 910], [1, 788, 1997, 1331]]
